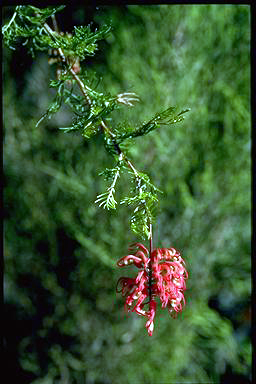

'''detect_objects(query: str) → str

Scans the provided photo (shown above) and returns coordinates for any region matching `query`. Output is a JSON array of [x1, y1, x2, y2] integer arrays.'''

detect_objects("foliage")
[[3, 4, 251, 384], [2, 6, 65, 53], [2, 5, 109, 59], [114, 106, 190, 143], [2, 4, 189, 240]]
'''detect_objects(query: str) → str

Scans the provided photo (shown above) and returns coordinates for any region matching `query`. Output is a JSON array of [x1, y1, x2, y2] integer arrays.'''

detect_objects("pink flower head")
[[116, 243, 188, 336]]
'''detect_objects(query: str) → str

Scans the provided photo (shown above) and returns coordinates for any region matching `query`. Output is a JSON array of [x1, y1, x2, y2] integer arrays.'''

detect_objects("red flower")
[[116, 243, 188, 336]]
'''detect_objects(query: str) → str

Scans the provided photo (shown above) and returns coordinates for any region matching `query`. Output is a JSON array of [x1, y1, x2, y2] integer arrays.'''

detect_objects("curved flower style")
[[116, 243, 188, 336]]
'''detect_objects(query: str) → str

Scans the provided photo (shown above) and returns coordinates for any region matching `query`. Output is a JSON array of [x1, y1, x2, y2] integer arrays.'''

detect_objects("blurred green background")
[[3, 5, 251, 384]]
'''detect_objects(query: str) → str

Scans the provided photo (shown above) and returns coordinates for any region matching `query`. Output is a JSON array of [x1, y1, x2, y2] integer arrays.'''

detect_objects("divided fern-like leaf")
[[116, 106, 190, 143], [36, 82, 65, 126], [121, 172, 161, 239], [95, 189, 117, 210], [95, 159, 124, 210], [2, 5, 65, 54], [121, 192, 159, 239]]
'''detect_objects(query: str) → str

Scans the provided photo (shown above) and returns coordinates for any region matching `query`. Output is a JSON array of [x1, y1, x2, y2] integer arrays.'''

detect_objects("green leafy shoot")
[[61, 93, 121, 138], [2, 5, 110, 61], [121, 192, 159, 239], [41, 25, 111, 61], [3, 6, 190, 240], [66, 25, 112, 60], [132, 171, 163, 195], [116, 106, 190, 143], [38, 82, 117, 135], [63, 89, 89, 116], [121, 172, 161, 239], [2, 5, 65, 53], [67, 116, 101, 138]]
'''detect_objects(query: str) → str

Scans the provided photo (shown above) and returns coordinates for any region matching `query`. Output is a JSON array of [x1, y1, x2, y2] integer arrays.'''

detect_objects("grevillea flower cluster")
[[116, 243, 188, 336]]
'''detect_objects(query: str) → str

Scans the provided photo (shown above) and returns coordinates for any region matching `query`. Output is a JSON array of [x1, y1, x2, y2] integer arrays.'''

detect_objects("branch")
[[43, 21, 141, 179], [43, 18, 161, 238]]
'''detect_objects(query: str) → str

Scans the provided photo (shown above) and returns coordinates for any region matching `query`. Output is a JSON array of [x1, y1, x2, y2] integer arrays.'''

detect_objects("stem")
[[5, 10, 17, 31], [100, 119, 116, 139], [113, 153, 123, 183], [43, 23, 92, 105], [108, 153, 123, 193], [149, 222, 153, 303]]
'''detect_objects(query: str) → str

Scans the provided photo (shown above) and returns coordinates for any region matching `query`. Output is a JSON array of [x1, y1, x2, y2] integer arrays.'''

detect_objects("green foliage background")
[[4, 5, 251, 384]]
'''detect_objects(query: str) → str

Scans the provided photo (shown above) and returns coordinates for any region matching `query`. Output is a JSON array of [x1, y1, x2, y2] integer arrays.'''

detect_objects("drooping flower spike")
[[116, 243, 188, 336]]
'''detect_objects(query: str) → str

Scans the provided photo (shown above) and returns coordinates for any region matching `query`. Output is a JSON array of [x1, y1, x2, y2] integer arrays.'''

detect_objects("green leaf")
[[95, 159, 124, 210], [121, 172, 160, 239], [132, 171, 163, 194], [95, 190, 117, 210], [73, 116, 101, 139], [44, 24, 111, 61], [124, 192, 159, 239], [116, 106, 190, 142], [2, 5, 65, 54], [36, 82, 65, 126]]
